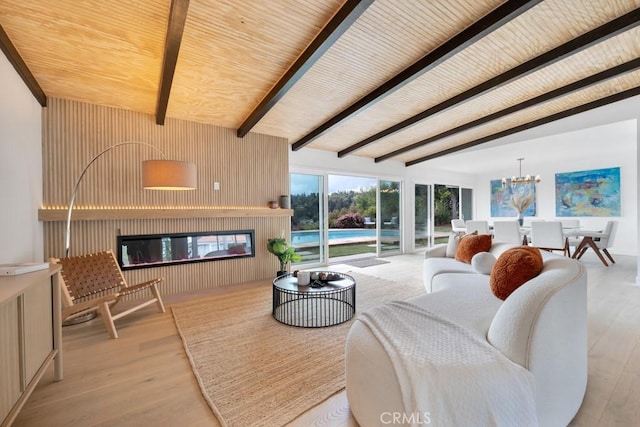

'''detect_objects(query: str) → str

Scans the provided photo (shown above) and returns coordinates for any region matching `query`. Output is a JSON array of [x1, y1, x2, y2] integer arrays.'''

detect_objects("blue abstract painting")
[[555, 167, 621, 217], [490, 179, 537, 217]]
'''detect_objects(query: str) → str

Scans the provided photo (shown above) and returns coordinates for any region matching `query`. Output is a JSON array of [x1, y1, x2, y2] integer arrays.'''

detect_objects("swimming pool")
[[292, 228, 397, 244]]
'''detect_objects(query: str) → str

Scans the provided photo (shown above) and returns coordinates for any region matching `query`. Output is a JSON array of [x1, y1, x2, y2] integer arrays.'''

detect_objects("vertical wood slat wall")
[[42, 98, 290, 294]]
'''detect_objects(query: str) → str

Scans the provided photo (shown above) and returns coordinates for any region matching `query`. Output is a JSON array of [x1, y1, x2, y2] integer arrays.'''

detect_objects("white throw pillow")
[[471, 252, 496, 275], [445, 231, 464, 258], [446, 231, 478, 258]]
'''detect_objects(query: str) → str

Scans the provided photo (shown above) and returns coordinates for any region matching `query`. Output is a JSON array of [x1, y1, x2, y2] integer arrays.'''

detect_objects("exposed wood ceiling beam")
[[376, 57, 640, 162], [339, 8, 640, 157], [236, 0, 374, 138], [0, 24, 46, 106], [291, 0, 541, 151], [405, 85, 640, 167], [156, 0, 190, 126]]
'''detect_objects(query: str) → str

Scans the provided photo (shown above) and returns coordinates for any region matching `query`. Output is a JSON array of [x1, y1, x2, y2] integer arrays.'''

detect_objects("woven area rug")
[[171, 272, 422, 427]]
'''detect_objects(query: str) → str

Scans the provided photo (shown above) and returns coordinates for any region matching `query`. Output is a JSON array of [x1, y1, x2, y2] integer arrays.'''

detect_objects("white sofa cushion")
[[410, 282, 502, 336], [424, 243, 447, 258], [445, 231, 465, 257], [423, 258, 474, 292], [430, 271, 490, 294]]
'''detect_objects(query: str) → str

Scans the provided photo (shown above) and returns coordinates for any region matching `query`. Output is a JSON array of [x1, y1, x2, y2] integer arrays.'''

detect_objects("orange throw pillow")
[[490, 246, 543, 300], [455, 234, 492, 264]]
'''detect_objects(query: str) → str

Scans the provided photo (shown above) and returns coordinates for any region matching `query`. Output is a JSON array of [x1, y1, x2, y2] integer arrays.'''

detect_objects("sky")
[[290, 173, 376, 195]]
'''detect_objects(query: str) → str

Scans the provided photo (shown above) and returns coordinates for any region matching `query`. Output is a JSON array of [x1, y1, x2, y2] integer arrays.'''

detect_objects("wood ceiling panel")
[[1, 0, 639, 163], [251, 0, 505, 140], [0, 0, 170, 115], [164, 0, 343, 128], [396, 70, 640, 163], [357, 28, 640, 158], [304, 0, 640, 154]]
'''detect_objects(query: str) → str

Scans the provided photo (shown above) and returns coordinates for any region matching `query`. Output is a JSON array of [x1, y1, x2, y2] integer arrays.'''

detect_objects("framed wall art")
[[490, 179, 537, 218], [555, 167, 620, 217]]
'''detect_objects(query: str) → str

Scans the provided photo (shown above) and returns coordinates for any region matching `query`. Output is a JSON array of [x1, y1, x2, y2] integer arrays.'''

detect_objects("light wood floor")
[[12, 251, 640, 427]]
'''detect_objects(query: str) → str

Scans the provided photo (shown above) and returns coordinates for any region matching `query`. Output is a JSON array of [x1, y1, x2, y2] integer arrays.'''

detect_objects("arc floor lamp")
[[64, 141, 197, 257]]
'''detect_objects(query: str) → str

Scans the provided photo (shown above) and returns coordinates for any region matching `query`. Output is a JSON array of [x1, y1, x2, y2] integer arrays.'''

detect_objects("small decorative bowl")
[[268, 201, 279, 209]]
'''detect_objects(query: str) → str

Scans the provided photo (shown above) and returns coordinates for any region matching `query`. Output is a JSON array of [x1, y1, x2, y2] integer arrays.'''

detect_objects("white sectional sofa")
[[346, 241, 588, 426], [422, 241, 515, 293]]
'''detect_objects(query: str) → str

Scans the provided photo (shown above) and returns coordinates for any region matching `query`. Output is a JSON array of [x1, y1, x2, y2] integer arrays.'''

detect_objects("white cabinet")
[[0, 267, 62, 427]]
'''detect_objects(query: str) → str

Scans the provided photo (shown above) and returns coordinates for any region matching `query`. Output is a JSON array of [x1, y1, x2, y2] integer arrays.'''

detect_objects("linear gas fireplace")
[[117, 230, 255, 270]]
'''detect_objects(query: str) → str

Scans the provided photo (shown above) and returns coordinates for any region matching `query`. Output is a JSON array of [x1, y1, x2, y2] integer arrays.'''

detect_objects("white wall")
[[637, 118, 640, 282], [0, 51, 43, 263], [473, 120, 637, 256]]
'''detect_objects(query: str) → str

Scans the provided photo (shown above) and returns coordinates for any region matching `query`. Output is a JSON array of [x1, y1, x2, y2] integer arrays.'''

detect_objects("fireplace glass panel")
[[117, 230, 255, 270]]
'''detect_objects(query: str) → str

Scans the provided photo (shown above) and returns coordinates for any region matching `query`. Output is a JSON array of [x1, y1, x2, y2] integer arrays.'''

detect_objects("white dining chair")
[[560, 219, 581, 229], [530, 221, 569, 256], [451, 219, 466, 233], [561, 219, 581, 256], [572, 221, 618, 266], [522, 217, 544, 228], [492, 221, 523, 245], [465, 220, 490, 235]]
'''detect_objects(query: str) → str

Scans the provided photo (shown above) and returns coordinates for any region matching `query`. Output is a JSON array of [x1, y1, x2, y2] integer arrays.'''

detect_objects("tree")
[[380, 181, 399, 224], [434, 185, 454, 225], [354, 187, 376, 220], [291, 192, 319, 230]]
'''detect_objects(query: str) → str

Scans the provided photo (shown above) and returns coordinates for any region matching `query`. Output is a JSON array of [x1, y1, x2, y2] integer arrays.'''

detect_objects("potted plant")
[[267, 236, 302, 277]]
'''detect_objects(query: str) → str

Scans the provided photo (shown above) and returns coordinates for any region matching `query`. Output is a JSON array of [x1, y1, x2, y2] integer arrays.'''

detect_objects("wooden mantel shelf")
[[38, 207, 294, 221]]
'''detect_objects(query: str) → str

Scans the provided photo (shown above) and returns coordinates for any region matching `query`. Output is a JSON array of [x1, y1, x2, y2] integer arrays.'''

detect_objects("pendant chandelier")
[[502, 157, 541, 188]]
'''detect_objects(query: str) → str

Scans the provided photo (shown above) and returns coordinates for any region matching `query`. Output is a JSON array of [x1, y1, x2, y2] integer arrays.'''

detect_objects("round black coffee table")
[[272, 271, 356, 327]]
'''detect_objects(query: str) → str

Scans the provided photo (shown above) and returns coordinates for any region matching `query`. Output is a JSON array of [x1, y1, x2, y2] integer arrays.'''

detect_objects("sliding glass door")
[[327, 174, 377, 261], [413, 183, 472, 249], [461, 187, 473, 221], [291, 173, 405, 265], [290, 173, 325, 265], [414, 183, 432, 249], [379, 179, 401, 255]]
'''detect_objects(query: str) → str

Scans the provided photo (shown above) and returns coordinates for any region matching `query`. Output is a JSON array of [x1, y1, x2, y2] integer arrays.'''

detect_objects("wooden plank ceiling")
[[1, 0, 639, 167]]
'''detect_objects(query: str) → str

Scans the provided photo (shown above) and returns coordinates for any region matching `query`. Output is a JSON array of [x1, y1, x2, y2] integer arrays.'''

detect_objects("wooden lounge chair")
[[50, 250, 165, 338]]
